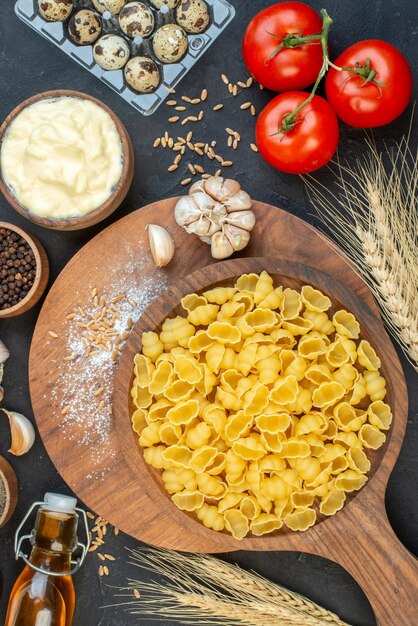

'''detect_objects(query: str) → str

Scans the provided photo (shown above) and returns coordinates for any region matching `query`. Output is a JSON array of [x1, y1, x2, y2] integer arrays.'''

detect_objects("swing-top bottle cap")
[[43, 493, 77, 514]]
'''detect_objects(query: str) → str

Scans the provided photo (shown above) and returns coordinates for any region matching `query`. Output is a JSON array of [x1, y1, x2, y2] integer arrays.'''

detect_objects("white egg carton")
[[14, 0, 235, 115]]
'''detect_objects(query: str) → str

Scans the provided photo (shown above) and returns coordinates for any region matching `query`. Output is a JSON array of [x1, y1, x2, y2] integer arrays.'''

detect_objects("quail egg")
[[153, 24, 188, 64], [176, 0, 210, 34], [124, 56, 161, 93], [68, 10, 102, 45], [119, 2, 154, 38], [93, 34, 130, 70], [92, 0, 126, 14], [149, 0, 180, 8], [38, 0, 73, 22]]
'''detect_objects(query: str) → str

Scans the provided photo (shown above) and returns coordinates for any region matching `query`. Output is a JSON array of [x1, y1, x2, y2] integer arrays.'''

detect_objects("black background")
[[0, 1, 417, 625]]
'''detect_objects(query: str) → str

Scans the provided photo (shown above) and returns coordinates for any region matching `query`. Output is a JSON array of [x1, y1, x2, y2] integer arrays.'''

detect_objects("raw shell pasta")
[[188, 330, 214, 354], [281, 288, 302, 319], [131, 271, 390, 540], [298, 333, 328, 359], [359, 423, 386, 449], [204, 287, 237, 304], [232, 435, 266, 461], [250, 513, 282, 535], [301, 285, 331, 312], [367, 401, 392, 430], [284, 508, 316, 531], [131, 408, 147, 435], [224, 509, 249, 540], [167, 399, 199, 425], [303, 310, 335, 334], [240, 495, 261, 520], [245, 308, 278, 332], [270, 375, 299, 405], [181, 293, 207, 312], [188, 304, 219, 326], [149, 360, 174, 395], [312, 381, 345, 409], [142, 331, 164, 361], [172, 490, 205, 511], [174, 355, 202, 384], [207, 321, 241, 344], [196, 503, 225, 531], [333, 310, 360, 338], [165, 379, 194, 402], [134, 354, 155, 387], [335, 469, 367, 492], [319, 488, 346, 516], [357, 339, 381, 371], [363, 370, 387, 401], [254, 271, 274, 304], [143, 445, 168, 469], [235, 273, 259, 294]]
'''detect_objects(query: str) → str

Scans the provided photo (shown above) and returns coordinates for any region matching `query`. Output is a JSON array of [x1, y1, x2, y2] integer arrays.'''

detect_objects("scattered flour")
[[51, 255, 168, 480]]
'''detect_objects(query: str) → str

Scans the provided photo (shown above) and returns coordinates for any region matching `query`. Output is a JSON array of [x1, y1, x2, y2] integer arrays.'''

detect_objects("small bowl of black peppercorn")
[[0, 221, 49, 318]]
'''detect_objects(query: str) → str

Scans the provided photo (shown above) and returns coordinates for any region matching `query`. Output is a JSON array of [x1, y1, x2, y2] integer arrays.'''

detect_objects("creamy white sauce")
[[0, 97, 124, 220]]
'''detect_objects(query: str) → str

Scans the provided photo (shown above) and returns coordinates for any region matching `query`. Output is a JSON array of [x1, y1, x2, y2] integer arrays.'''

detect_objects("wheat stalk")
[[304, 126, 418, 370], [111, 547, 350, 626]]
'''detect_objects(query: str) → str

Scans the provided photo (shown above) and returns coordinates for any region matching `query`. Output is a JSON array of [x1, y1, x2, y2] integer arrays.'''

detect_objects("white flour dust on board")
[[50, 252, 168, 481]]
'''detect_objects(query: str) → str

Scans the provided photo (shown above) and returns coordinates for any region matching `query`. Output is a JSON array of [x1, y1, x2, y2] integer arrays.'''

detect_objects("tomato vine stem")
[[276, 9, 335, 134]]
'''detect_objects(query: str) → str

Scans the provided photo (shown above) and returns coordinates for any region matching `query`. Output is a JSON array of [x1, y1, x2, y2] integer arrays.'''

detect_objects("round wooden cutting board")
[[29, 199, 417, 626]]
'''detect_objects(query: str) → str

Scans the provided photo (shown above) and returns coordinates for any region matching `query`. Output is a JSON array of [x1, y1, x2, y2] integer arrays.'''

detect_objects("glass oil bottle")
[[5, 493, 89, 626]]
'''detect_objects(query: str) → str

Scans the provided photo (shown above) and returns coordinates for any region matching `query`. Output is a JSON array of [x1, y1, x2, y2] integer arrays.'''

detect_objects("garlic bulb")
[[147, 224, 175, 268], [2, 409, 35, 456], [175, 177, 255, 259]]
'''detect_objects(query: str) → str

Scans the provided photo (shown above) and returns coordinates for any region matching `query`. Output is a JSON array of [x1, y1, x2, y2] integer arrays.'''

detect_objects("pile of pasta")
[[130, 271, 392, 540]]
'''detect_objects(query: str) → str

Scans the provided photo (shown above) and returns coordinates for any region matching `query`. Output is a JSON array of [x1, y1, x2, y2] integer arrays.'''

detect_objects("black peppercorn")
[[0, 227, 37, 310]]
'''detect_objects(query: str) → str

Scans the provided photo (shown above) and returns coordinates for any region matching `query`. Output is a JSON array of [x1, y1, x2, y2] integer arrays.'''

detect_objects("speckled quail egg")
[[149, 0, 180, 8], [176, 0, 210, 34], [124, 56, 161, 92], [92, 0, 126, 14], [93, 34, 130, 70], [37, 0, 73, 22], [153, 24, 188, 64], [119, 2, 155, 38], [68, 10, 102, 45]]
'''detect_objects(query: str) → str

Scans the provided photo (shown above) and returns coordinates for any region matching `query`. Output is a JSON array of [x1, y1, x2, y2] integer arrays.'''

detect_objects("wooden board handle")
[[313, 491, 418, 626]]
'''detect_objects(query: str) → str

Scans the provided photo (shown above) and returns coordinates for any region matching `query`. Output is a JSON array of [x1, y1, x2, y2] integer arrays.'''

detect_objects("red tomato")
[[325, 40, 412, 128], [256, 92, 339, 174], [242, 2, 324, 92]]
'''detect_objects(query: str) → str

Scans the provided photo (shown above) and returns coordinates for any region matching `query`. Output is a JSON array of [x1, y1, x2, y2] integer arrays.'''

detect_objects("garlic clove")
[[199, 236, 212, 244], [0, 364, 3, 386], [204, 177, 241, 202], [2, 409, 36, 456], [186, 215, 221, 238], [0, 341, 9, 365], [191, 192, 225, 217], [189, 180, 206, 195], [225, 190, 252, 212], [0, 387, 3, 403], [211, 230, 235, 259], [174, 195, 202, 227], [223, 210, 256, 231], [223, 224, 251, 252], [147, 224, 175, 268]]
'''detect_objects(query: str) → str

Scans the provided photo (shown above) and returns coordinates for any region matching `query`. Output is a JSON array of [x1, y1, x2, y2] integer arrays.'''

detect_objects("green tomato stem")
[[279, 9, 334, 132]]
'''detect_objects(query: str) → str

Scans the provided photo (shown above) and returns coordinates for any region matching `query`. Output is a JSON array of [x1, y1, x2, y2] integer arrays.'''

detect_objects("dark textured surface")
[[0, 1, 417, 625]]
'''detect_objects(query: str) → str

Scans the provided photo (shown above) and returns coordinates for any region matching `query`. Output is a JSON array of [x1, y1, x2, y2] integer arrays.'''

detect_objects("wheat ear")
[[111, 547, 350, 626], [304, 128, 418, 370]]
